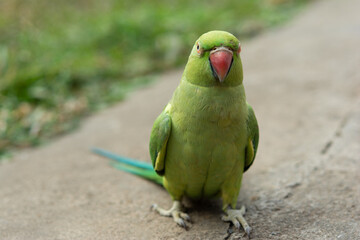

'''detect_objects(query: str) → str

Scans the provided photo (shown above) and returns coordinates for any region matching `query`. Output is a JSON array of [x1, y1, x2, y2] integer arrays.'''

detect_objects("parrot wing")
[[244, 103, 259, 172], [149, 104, 172, 176]]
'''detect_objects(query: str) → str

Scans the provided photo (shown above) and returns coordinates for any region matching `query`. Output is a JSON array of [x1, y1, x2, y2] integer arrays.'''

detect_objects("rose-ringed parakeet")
[[93, 30, 259, 235]]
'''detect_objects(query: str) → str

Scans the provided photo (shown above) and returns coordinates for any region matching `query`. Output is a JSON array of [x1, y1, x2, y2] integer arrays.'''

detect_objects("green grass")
[[0, 0, 312, 155]]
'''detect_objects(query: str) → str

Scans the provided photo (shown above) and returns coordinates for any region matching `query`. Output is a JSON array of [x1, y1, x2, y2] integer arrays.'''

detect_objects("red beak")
[[209, 50, 233, 83]]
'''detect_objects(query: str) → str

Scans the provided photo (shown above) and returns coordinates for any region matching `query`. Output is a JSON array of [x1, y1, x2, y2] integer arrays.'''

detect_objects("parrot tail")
[[92, 148, 163, 186]]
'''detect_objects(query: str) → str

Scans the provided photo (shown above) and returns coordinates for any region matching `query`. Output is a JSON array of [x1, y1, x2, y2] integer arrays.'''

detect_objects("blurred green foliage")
[[0, 0, 311, 154]]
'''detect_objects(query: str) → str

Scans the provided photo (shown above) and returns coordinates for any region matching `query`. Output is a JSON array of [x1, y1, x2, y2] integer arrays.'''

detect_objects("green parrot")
[[93, 30, 259, 235]]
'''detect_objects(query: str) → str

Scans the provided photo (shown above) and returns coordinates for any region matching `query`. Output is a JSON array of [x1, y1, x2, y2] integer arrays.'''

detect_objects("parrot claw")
[[175, 217, 186, 229], [222, 205, 252, 236], [151, 200, 191, 229], [180, 212, 192, 222]]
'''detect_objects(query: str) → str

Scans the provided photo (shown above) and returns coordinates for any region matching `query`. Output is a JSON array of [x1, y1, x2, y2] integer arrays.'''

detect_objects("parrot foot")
[[151, 200, 191, 229], [222, 205, 252, 236]]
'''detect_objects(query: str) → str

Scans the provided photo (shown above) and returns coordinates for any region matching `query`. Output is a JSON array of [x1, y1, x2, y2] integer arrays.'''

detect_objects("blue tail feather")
[[92, 147, 163, 185], [92, 148, 153, 170]]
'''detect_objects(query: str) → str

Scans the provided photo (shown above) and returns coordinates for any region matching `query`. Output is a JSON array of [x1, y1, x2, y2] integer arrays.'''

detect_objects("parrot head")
[[183, 30, 243, 87]]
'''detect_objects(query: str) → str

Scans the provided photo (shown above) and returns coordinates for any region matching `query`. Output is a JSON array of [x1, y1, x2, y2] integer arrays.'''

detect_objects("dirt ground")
[[1, 0, 360, 239]]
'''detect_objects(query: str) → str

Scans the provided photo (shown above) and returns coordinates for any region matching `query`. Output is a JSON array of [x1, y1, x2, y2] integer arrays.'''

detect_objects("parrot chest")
[[164, 81, 248, 199]]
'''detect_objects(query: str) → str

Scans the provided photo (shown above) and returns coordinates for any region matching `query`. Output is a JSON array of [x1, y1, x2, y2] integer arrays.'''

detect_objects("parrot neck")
[[171, 78, 248, 126]]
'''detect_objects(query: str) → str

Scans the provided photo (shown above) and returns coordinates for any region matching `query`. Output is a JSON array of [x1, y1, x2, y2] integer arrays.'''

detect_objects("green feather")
[[110, 162, 163, 185]]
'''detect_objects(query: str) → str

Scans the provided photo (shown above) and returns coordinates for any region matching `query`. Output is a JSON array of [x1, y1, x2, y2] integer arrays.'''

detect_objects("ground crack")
[[320, 111, 352, 155]]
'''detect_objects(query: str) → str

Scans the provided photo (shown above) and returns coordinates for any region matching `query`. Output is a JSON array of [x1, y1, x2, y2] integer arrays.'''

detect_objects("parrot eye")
[[196, 42, 201, 54], [237, 43, 242, 55]]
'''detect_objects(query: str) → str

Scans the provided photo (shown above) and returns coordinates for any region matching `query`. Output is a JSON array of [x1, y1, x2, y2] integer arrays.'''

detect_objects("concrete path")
[[1, 0, 360, 239]]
